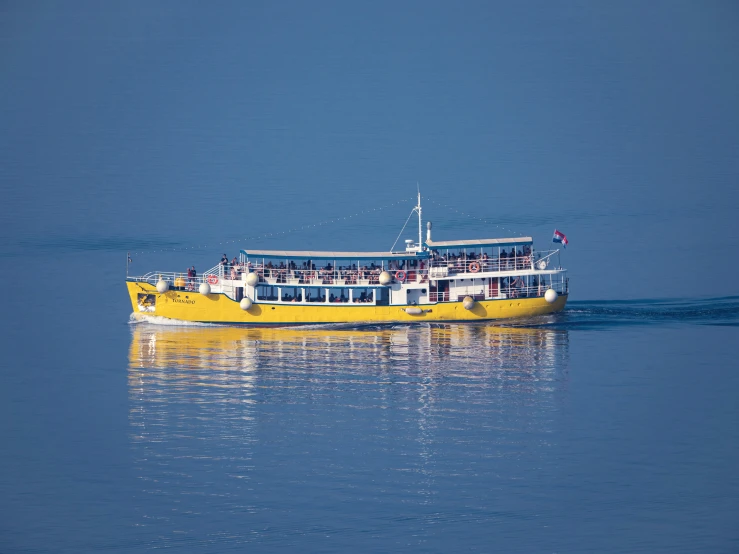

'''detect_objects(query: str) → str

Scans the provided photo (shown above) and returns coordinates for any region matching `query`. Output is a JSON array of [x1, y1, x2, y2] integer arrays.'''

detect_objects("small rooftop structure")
[[425, 237, 533, 249]]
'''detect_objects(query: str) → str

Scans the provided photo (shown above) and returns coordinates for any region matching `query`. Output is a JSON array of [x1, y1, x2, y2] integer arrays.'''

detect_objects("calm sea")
[[2, 3, 739, 552], [0, 249, 737, 553]]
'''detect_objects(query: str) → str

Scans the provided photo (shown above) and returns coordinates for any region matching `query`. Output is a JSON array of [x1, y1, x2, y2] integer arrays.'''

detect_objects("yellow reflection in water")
[[129, 323, 566, 375], [127, 323, 569, 525]]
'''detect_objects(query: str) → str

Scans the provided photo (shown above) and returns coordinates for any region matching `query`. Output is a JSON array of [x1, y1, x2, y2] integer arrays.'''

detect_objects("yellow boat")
[[126, 194, 568, 325]]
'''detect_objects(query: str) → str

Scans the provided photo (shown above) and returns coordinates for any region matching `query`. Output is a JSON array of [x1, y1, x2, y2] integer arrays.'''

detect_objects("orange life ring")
[[206, 274, 218, 285], [469, 262, 481, 273], [396, 270, 406, 282]]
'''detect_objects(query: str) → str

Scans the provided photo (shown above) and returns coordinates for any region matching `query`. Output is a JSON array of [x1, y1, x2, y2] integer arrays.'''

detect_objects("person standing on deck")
[[188, 266, 196, 290]]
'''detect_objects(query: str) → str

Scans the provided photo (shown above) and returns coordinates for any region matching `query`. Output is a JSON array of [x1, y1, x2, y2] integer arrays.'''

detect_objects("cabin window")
[[303, 287, 325, 303], [328, 289, 350, 303], [280, 287, 301, 302], [256, 285, 278, 301], [351, 288, 375, 303]]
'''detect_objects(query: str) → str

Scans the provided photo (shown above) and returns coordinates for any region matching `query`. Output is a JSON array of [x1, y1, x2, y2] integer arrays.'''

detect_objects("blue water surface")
[[0, 250, 737, 553], [1, 2, 738, 552]]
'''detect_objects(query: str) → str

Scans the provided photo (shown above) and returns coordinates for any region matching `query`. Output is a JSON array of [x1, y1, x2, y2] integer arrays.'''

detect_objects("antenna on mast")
[[389, 186, 424, 253], [416, 183, 422, 251]]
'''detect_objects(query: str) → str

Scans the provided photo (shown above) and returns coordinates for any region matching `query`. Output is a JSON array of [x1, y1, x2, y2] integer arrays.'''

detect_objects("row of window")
[[256, 286, 386, 304]]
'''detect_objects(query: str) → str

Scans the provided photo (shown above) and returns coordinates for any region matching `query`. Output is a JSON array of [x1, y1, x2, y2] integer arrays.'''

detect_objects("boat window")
[[328, 289, 350, 303], [351, 288, 375, 303], [256, 285, 278, 301], [303, 287, 325, 303], [280, 287, 301, 302]]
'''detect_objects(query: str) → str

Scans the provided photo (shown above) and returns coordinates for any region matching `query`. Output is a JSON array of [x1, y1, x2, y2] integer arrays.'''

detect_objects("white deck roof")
[[426, 237, 533, 249], [241, 249, 428, 260]]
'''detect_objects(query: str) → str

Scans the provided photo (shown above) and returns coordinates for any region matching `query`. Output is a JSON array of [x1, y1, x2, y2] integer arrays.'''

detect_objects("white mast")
[[389, 187, 424, 253], [416, 186, 422, 251]]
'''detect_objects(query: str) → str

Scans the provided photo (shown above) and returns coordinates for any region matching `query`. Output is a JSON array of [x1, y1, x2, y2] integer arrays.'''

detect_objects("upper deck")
[[128, 246, 567, 305]]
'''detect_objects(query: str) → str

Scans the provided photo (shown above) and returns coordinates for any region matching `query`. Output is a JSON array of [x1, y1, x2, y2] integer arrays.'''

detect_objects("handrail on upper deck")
[[131, 251, 566, 291]]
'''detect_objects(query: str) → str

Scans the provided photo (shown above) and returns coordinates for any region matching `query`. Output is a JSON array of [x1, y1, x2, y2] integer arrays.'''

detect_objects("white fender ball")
[[462, 296, 475, 310], [156, 279, 169, 293], [378, 271, 392, 285], [240, 297, 253, 310], [199, 282, 211, 296], [545, 288, 558, 303], [245, 272, 258, 287], [405, 307, 423, 315]]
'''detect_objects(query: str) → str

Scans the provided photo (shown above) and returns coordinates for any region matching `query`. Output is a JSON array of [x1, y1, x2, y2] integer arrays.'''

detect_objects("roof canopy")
[[426, 237, 533, 249], [241, 249, 430, 261]]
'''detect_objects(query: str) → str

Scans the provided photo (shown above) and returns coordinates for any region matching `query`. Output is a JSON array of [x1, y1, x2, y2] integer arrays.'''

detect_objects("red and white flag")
[[552, 230, 568, 248]]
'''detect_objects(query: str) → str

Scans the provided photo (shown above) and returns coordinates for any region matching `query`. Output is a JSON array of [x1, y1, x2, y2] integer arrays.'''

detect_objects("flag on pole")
[[128, 252, 132, 263], [552, 229, 568, 248]]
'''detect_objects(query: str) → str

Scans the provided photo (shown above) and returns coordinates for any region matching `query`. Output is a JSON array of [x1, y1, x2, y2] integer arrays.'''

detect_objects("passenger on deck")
[[187, 266, 195, 290], [511, 276, 525, 297], [221, 254, 229, 272]]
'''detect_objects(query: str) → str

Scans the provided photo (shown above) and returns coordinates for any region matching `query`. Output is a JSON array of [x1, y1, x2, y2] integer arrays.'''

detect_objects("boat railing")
[[429, 280, 568, 303], [132, 251, 566, 291], [131, 266, 568, 302], [494, 280, 569, 299], [130, 271, 209, 291], [427, 249, 561, 275]]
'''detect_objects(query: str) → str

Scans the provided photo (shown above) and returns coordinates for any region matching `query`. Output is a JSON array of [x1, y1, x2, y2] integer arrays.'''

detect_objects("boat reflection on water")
[[127, 322, 569, 540], [128, 322, 569, 380], [128, 321, 570, 441]]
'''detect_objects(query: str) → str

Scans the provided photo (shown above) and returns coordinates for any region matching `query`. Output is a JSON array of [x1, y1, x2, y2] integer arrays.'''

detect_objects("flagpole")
[[127, 252, 130, 277]]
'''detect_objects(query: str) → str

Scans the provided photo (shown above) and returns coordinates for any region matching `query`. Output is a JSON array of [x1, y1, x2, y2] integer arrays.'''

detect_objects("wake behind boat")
[[126, 194, 569, 325]]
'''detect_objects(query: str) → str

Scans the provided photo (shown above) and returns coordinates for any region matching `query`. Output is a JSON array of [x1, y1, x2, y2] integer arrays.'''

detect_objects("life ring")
[[206, 274, 218, 285], [469, 262, 481, 273], [396, 270, 406, 282]]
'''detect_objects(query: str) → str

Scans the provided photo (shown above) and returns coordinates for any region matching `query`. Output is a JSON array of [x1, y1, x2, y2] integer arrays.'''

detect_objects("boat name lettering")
[[173, 298, 195, 305]]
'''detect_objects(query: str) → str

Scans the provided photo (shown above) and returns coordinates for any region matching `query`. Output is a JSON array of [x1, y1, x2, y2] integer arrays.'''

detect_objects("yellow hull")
[[127, 281, 568, 325]]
